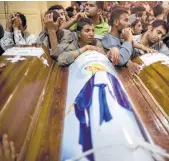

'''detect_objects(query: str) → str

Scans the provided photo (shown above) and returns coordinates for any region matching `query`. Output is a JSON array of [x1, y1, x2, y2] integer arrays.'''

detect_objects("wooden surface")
[[116, 64, 169, 153], [1, 48, 169, 161], [0, 47, 68, 161]]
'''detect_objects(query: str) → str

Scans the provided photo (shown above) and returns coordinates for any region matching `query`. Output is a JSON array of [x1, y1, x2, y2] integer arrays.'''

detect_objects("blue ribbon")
[[95, 84, 112, 125]]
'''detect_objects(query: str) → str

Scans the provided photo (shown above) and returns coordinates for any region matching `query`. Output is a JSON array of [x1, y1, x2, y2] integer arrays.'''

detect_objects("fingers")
[[150, 49, 157, 54], [82, 12, 88, 18], [56, 17, 61, 24], [130, 64, 140, 75], [2, 134, 10, 159], [77, 12, 88, 20], [49, 12, 53, 21], [108, 48, 120, 65], [84, 12, 90, 17], [0, 134, 18, 161], [44, 13, 53, 23], [10, 141, 16, 161], [113, 53, 120, 65], [97, 48, 106, 54], [127, 61, 141, 75]]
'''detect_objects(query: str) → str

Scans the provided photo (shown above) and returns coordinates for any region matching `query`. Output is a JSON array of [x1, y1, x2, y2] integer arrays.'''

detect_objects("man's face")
[[85, 1, 98, 17], [133, 21, 142, 35], [141, 11, 147, 23], [148, 25, 166, 44], [79, 24, 94, 44], [117, 13, 129, 32], [148, 9, 155, 22], [55, 9, 66, 22]]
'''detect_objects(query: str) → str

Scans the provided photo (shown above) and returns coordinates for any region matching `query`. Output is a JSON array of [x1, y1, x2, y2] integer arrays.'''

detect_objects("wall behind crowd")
[[0, 1, 71, 35]]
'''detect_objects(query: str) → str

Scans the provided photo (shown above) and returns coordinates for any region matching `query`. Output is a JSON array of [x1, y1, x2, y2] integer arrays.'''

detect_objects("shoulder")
[[57, 29, 76, 43], [102, 34, 119, 43], [102, 34, 120, 49]]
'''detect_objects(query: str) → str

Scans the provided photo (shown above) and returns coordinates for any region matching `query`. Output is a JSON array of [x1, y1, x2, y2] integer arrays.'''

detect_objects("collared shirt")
[[102, 33, 133, 66], [0, 30, 37, 51]]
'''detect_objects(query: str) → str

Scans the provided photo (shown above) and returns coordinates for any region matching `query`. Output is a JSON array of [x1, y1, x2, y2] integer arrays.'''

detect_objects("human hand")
[[126, 60, 141, 75], [86, 45, 106, 55], [107, 48, 120, 65], [44, 12, 61, 32], [122, 28, 133, 42], [6, 13, 16, 32], [142, 46, 157, 54], [12, 14, 22, 31], [0, 134, 18, 161], [73, 12, 88, 22]]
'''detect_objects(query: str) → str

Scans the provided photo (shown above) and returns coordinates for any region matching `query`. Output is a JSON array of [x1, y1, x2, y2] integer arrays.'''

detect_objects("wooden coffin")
[[0, 46, 68, 161], [0, 48, 169, 161], [116, 53, 169, 153]]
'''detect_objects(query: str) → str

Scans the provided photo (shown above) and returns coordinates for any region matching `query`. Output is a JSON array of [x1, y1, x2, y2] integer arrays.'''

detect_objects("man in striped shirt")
[[0, 12, 37, 51]]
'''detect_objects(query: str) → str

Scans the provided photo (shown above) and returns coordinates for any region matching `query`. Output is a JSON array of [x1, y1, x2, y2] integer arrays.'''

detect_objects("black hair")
[[109, 8, 128, 27], [151, 19, 169, 33], [48, 5, 64, 11], [96, 1, 104, 10], [66, 6, 74, 12], [17, 12, 26, 27], [77, 18, 93, 31], [131, 19, 140, 27], [131, 6, 146, 17], [67, 11, 74, 18], [153, 5, 164, 17]]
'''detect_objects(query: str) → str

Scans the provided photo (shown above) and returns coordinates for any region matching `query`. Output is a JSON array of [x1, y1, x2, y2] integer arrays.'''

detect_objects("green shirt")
[[70, 17, 109, 38], [94, 17, 109, 37]]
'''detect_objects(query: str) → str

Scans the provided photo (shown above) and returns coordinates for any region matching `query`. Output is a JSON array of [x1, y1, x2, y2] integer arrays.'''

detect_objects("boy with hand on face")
[[0, 12, 37, 51]]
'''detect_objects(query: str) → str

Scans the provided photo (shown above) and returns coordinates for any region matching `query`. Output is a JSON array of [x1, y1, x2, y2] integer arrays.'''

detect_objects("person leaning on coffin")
[[132, 20, 169, 57], [101, 8, 157, 75], [43, 12, 105, 66], [0, 12, 37, 51]]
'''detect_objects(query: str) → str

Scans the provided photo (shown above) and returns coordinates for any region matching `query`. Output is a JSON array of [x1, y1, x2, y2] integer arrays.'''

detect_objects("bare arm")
[[59, 12, 88, 30], [48, 30, 58, 52], [44, 13, 60, 52], [57, 45, 105, 66], [133, 40, 157, 53], [59, 18, 77, 30]]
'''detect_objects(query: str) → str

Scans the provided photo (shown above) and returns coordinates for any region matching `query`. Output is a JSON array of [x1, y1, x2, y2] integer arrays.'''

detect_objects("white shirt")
[[0, 30, 37, 51]]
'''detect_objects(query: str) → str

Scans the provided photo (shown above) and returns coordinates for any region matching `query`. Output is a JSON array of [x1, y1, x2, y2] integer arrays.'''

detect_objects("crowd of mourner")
[[1, 1, 169, 73]]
